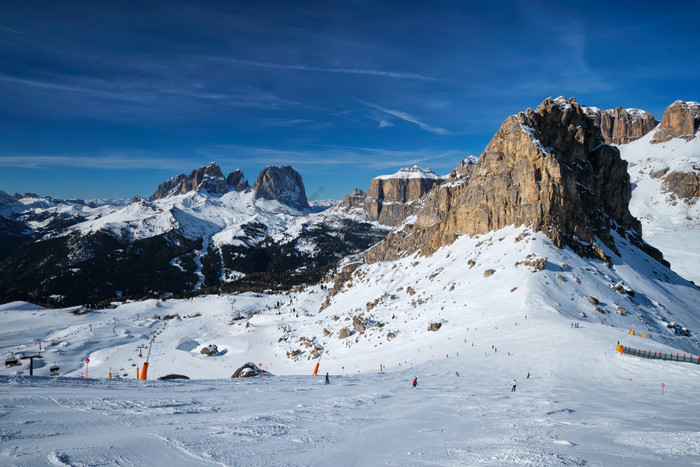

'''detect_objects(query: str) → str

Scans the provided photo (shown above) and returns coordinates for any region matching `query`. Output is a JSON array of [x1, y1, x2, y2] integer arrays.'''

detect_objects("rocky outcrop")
[[651, 101, 700, 143], [663, 171, 700, 200], [339, 188, 367, 211], [252, 165, 310, 211], [149, 162, 248, 200], [584, 106, 657, 145], [364, 166, 443, 226], [450, 156, 479, 180], [150, 173, 187, 200], [226, 169, 250, 192], [157, 374, 190, 380], [200, 344, 218, 356], [366, 97, 667, 266], [231, 362, 268, 378]]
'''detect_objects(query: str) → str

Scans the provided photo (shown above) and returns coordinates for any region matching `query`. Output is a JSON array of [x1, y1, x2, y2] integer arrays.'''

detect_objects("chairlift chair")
[[50, 363, 60, 376], [5, 355, 20, 367]]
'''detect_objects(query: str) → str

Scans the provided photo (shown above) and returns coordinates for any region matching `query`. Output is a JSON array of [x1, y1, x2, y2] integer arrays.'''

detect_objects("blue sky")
[[1, 0, 698, 201]]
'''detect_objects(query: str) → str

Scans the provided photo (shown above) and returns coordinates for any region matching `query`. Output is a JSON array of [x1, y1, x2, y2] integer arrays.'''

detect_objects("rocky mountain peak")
[[651, 100, 700, 143], [252, 165, 309, 211], [450, 156, 479, 180], [366, 97, 666, 266], [582, 105, 658, 145], [149, 163, 249, 200], [339, 188, 368, 210], [226, 169, 250, 192]]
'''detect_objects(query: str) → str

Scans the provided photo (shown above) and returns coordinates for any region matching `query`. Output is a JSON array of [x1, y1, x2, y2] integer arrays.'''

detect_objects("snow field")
[[1, 225, 699, 465]]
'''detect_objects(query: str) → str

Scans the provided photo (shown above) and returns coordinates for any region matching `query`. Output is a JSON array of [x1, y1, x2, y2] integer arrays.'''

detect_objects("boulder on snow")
[[353, 316, 366, 333], [338, 328, 351, 339], [157, 374, 190, 380], [231, 362, 269, 378], [200, 344, 218, 356], [427, 322, 442, 332]]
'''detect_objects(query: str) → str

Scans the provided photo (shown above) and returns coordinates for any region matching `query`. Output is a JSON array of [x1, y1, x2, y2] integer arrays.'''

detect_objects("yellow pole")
[[136, 366, 140, 380], [109, 371, 112, 380]]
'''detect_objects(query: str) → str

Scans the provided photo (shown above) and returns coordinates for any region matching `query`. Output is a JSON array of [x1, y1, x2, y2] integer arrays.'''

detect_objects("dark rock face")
[[157, 374, 190, 380], [232, 362, 269, 378], [149, 163, 247, 200], [367, 97, 666, 266], [252, 166, 310, 211], [226, 169, 250, 192], [584, 107, 658, 145], [651, 101, 700, 143], [150, 174, 188, 200]]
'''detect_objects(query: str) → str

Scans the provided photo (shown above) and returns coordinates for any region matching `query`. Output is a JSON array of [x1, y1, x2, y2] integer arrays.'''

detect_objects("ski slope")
[[1, 226, 699, 465], [1, 313, 699, 466]]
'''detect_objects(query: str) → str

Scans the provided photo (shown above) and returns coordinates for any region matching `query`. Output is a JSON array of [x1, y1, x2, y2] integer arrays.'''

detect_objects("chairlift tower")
[[15, 351, 43, 376]]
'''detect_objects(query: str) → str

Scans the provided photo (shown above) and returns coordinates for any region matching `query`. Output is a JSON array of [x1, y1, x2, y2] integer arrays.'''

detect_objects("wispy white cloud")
[[204, 144, 464, 171], [0, 153, 201, 170], [0, 25, 28, 36], [201, 56, 439, 81], [358, 100, 449, 135]]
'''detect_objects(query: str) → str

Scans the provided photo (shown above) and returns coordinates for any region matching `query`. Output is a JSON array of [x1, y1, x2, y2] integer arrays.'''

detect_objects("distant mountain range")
[[0, 98, 697, 308]]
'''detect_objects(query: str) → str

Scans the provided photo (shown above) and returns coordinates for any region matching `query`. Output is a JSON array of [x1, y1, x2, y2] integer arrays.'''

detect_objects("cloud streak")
[[0, 154, 202, 170], [201, 56, 439, 81], [204, 144, 464, 171], [358, 100, 449, 135]]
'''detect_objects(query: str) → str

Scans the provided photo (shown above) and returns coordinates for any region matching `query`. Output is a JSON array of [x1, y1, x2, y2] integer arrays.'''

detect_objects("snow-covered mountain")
[[616, 100, 700, 284], [0, 164, 386, 306]]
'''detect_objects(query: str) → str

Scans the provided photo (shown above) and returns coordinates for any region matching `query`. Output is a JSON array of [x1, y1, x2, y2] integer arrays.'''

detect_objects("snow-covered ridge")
[[375, 165, 440, 180], [375, 165, 443, 180]]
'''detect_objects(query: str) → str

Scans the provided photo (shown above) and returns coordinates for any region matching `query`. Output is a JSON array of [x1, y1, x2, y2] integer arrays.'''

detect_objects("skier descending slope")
[[412, 377, 418, 388], [325, 372, 330, 384], [511, 380, 517, 392]]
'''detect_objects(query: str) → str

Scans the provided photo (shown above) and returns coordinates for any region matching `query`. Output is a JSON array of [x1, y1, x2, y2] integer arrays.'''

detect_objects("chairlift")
[[131, 362, 136, 367], [50, 363, 60, 376], [122, 372, 128, 377], [5, 355, 20, 367]]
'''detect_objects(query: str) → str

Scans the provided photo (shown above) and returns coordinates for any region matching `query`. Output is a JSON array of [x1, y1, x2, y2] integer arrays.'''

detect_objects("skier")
[[412, 377, 418, 388], [511, 379, 517, 392], [455, 371, 460, 377], [527, 372, 530, 379], [325, 372, 330, 384]]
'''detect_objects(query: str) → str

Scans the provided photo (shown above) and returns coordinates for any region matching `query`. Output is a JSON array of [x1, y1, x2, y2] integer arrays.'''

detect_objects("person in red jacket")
[[412, 377, 417, 388]]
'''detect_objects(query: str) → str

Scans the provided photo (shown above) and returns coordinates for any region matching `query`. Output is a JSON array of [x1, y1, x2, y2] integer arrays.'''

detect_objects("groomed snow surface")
[[1, 227, 699, 465]]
